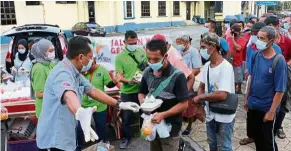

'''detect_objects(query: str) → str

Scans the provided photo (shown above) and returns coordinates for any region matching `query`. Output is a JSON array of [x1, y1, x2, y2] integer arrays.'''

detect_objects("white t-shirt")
[[201, 59, 236, 123]]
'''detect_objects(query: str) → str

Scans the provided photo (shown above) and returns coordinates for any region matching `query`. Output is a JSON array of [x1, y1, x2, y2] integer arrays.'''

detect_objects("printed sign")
[[88, 35, 157, 71]]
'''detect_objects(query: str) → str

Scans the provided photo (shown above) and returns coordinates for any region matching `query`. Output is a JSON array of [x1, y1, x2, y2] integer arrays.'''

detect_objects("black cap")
[[230, 18, 239, 27], [251, 22, 266, 32]]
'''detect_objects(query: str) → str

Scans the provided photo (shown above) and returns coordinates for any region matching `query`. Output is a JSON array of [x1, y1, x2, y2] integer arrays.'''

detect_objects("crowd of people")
[[5, 13, 291, 151]]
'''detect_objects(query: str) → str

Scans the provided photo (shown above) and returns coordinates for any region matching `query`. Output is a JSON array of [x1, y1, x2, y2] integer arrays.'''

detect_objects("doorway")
[[186, 2, 191, 20], [88, 1, 95, 22]]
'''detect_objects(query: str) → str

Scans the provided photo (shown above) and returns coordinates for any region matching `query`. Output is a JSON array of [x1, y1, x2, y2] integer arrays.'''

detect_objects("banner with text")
[[88, 35, 156, 71]]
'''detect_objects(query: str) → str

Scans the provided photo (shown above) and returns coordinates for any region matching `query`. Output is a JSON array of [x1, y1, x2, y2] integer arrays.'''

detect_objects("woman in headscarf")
[[31, 39, 57, 118], [11, 39, 32, 84]]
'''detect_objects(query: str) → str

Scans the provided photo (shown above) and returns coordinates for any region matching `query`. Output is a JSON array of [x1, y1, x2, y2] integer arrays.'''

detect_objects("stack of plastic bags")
[[1, 80, 31, 102]]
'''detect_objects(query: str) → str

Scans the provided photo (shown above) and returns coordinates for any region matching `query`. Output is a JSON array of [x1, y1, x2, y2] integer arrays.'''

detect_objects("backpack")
[[281, 64, 291, 113], [252, 51, 290, 112]]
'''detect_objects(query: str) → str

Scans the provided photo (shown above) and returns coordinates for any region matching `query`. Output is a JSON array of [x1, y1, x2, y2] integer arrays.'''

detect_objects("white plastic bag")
[[156, 120, 172, 138], [141, 114, 155, 141]]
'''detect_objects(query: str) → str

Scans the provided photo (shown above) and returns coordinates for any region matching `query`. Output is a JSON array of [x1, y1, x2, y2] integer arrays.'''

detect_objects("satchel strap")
[[151, 69, 180, 97]]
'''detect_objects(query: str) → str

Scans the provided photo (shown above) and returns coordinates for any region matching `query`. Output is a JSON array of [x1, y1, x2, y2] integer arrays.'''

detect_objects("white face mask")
[[255, 39, 268, 51], [18, 49, 26, 54], [47, 52, 55, 61], [127, 45, 138, 52]]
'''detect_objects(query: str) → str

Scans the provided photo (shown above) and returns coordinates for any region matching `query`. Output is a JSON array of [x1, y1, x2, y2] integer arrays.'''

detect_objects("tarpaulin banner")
[[88, 35, 154, 71]]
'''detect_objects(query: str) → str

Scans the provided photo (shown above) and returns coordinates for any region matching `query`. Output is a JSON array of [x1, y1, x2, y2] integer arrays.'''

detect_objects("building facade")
[[1, 1, 249, 44], [0, 1, 204, 34]]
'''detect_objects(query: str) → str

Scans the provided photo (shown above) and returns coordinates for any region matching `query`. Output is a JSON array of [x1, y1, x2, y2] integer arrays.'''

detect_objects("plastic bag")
[[141, 114, 156, 141], [141, 114, 172, 141], [141, 114, 154, 136], [96, 141, 110, 151], [156, 120, 172, 138]]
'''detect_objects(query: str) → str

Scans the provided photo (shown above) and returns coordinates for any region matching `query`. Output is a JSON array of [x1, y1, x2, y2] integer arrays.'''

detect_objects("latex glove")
[[75, 106, 99, 142], [119, 102, 140, 112], [89, 127, 99, 142], [11, 67, 17, 74]]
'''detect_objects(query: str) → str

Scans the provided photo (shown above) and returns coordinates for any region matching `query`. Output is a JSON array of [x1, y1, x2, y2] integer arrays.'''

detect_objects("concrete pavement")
[[182, 94, 291, 151]]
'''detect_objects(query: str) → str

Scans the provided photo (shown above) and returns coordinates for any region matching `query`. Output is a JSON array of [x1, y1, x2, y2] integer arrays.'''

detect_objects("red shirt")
[[233, 36, 248, 66], [277, 34, 291, 62], [243, 32, 251, 41]]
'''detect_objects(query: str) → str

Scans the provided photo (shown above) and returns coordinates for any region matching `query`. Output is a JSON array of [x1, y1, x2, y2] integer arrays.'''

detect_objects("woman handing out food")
[[11, 39, 32, 84]]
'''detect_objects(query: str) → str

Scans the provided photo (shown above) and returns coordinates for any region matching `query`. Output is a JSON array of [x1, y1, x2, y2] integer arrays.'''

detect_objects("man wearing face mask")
[[240, 22, 282, 146], [138, 39, 189, 151], [245, 22, 282, 77], [229, 23, 248, 94], [36, 36, 140, 151], [265, 15, 291, 39], [265, 14, 291, 140], [203, 20, 229, 63], [245, 26, 287, 151], [115, 30, 147, 149], [243, 20, 255, 41], [174, 35, 202, 135], [193, 33, 235, 151]]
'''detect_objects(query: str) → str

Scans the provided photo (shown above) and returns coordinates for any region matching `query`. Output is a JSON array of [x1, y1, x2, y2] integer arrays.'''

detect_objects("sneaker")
[[277, 128, 286, 139], [120, 138, 130, 149], [182, 129, 192, 136]]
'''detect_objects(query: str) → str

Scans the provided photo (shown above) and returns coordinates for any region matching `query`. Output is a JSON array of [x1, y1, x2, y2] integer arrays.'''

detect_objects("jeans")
[[75, 110, 107, 151], [247, 109, 278, 151], [120, 93, 140, 140], [206, 119, 235, 151]]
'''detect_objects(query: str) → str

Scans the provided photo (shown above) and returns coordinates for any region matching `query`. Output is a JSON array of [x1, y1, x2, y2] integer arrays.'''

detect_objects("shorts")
[[234, 65, 243, 83]]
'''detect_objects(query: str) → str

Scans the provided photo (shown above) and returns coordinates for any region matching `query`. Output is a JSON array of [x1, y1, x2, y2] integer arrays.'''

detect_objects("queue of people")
[[4, 13, 290, 151]]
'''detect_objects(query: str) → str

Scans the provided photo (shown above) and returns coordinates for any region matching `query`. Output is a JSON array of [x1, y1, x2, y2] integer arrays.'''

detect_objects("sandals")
[[277, 128, 286, 139], [239, 138, 254, 145]]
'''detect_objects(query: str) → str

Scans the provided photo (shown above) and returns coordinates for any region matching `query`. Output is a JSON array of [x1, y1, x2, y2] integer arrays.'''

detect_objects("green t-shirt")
[[115, 48, 146, 94], [31, 62, 56, 118], [81, 65, 112, 112]]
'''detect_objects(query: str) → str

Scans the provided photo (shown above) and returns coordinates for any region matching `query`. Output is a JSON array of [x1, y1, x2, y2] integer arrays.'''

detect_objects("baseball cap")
[[251, 22, 266, 32], [152, 34, 167, 42]]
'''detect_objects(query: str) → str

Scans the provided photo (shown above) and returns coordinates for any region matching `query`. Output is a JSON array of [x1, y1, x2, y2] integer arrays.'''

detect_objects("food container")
[[140, 95, 163, 112], [134, 71, 143, 82]]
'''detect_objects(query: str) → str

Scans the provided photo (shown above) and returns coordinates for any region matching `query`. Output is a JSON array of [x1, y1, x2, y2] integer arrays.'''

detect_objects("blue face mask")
[[200, 49, 210, 60], [18, 49, 26, 54], [250, 35, 258, 43], [202, 27, 210, 34], [81, 58, 93, 72], [255, 39, 268, 51], [127, 45, 138, 52], [283, 22, 290, 30], [148, 57, 165, 71], [175, 44, 185, 52]]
